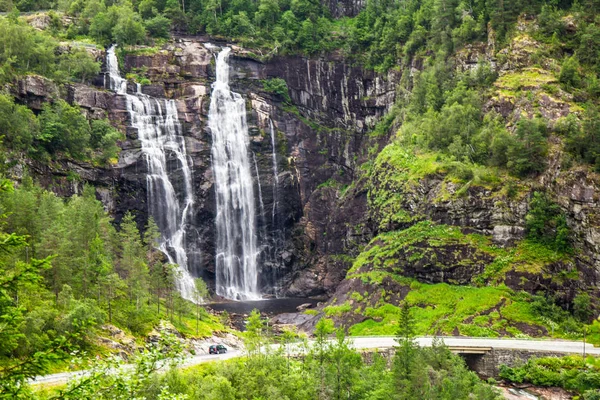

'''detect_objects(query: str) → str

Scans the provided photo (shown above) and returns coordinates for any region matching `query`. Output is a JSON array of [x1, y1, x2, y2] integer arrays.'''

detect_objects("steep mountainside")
[[3, 0, 600, 342]]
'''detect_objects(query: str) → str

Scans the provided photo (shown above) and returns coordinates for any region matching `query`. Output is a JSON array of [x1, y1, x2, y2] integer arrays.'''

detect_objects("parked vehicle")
[[209, 344, 227, 354]]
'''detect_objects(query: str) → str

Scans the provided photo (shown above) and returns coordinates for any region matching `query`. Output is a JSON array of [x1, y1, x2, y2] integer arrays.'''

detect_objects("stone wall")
[[461, 349, 574, 379], [357, 347, 576, 379]]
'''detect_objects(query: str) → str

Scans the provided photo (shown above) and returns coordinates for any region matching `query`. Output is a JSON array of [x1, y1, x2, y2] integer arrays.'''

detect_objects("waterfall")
[[253, 152, 267, 237], [269, 119, 283, 295], [269, 120, 279, 227], [106, 45, 197, 301], [209, 47, 260, 300]]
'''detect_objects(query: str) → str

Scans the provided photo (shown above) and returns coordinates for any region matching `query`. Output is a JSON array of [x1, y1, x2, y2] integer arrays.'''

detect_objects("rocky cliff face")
[[13, 30, 600, 308], [300, 25, 600, 329], [12, 38, 398, 295], [323, 0, 366, 18]]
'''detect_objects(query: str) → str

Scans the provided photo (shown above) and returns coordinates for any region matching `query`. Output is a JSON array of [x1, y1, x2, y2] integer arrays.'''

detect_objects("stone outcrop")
[[13, 75, 59, 110], [114, 39, 399, 294], [323, 0, 366, 18]]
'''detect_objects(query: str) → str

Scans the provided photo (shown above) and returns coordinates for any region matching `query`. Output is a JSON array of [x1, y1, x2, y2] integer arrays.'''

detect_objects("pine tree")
[[393, 302, 417, 383], [0, 179, 74, 398], [244, 309, 265, 358], [193, 278, 209, 336], [330, 329, 361, 400], [118, 213, 149, 313], [312, 317, 334, 400]]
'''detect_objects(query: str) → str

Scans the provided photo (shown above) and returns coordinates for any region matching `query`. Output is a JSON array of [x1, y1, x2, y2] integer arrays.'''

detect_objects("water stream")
[[106, 45, 197, 301], [253, 152, 268, 243], [269, 119, 279, 226], [209, 47, 260, 300]]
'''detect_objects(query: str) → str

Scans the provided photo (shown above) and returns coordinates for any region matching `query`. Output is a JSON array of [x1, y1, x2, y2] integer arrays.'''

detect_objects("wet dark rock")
[[296, 303, 313, 311], [323, 0, 366, 18]]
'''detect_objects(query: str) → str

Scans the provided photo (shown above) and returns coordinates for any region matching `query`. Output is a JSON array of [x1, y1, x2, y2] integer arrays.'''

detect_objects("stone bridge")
[[349, 337, 595, 378]]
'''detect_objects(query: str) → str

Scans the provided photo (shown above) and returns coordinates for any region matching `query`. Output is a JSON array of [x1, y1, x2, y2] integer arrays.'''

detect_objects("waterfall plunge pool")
[[207, 298, 321, 316]]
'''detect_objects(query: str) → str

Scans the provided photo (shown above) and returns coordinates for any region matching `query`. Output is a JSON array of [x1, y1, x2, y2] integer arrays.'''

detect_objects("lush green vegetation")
[[3, 0, 599, 76], [500, 355, 600, 398], [0, 15, 100, 84], [24, 312, 502, 399], [0, 178, 222, 398], [353, 0, 600, 342], [337, 273, 584, 338], [392, 63, 555, 178], [30, 331, 185, 399], [86, 313, 500, 400], [1, 0, 600, 396], [350, 220, 572, 282], [526, 191, 571, 253], [262, 78, 291, 103], [0, 15, 124, 165]]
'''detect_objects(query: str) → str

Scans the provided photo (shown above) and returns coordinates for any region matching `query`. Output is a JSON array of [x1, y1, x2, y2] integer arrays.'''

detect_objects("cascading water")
[[209, 47, 260, 300], [269, 120, 280, 232], [253, 152, 268, 240], [268, 119, 283, 294], [106, 45, 197, 301]]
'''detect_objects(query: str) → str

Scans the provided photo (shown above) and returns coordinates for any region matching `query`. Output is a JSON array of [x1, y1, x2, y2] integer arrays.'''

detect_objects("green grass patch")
[[348, 280, 546, 337], [350, 220, 573, 285], [495, 68, 557, 91], [324, 301, 352, 317]]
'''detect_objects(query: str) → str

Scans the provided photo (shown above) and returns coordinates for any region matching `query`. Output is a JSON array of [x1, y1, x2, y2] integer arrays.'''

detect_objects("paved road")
[[30, 336, 599, 387], [352, 336, 600, 355]]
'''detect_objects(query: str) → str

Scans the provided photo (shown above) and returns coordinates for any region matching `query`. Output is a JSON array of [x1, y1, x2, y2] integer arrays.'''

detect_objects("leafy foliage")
[[500, 355, 600, 396], [0, 94, 123, 164], [561, 106, 600, 171], [262, 78, 291, 103], [525, 191, 571, 253], [54, 331, 185, 400], [0, 16, 99, 84], [0, 179, 79, 399], [128, 317, 501, 400], [506, 118, 549, 177], [0, 178, 225, 381]]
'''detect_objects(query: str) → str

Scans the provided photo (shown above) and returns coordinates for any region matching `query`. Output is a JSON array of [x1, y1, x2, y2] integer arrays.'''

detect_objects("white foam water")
[[208, 47, 260, 300], [106, 45, 197, 301]]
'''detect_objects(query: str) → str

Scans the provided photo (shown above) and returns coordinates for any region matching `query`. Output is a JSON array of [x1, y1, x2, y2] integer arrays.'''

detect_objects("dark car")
[[209, 344, 227, 354]]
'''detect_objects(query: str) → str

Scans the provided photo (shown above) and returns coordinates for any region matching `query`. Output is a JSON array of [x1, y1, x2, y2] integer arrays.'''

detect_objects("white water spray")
[[106, 45, 197, 301], [269, 120, 280, 225], [209, 48, 260, 300]]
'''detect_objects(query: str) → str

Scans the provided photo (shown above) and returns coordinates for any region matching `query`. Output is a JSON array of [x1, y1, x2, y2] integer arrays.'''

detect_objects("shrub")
[[262, 78, 291, 103], [38, 100, 92, 160], [564, 106, 600, 171], [507, 118, 549, 177], [573, 293, 593, 322], [0, 94, 38, 152], [526, 191, 571, 252], [500, 355, 600, 395], [145, 14, 171, 38], [559, 57, 581, 88]]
